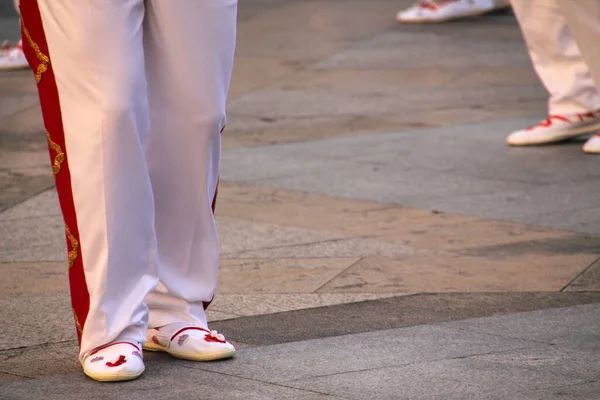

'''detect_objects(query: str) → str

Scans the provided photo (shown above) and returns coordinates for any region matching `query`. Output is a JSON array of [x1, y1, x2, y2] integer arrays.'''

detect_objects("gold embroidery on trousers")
[[21, 22, 50, 83], [73, 310, 83, 334], [45, 131, 65, 177], [65, 224, 79, 268]]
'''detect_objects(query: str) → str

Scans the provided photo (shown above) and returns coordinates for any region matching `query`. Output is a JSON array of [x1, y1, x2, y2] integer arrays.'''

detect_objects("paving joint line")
[[226, 235, 379, 257], [0, 213, 63, 223], [445, 324, 557, 347], [0, 184, 55, 214], [176, 363, 354, 399], [0, 339, 78, 354], [312, 257, 364, 293], [0, 260, 65, 266], [0, 370, 35, 380], [512, 377, 600, 397], [560, 256, 600, 292], [281, 345, 535, 384], [228, 65, 308, 105]]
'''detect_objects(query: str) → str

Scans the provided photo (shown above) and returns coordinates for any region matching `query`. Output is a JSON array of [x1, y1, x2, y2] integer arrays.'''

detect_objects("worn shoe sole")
[[507, 122, 600, 146], [84, 365, 145, 382], [583, 135, 600, 154], [143, 341, 235, 361], [397, 4, 510, 23]]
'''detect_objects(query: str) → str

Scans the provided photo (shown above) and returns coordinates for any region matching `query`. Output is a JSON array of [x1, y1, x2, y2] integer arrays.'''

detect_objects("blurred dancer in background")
[[0, 0, 26, 70], [553, 1, 600, 152], [508, 0, 600, 153]]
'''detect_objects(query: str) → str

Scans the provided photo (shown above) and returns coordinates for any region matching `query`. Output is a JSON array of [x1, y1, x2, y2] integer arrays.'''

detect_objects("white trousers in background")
[[511, 0, 600, 115], [22, 0, 237, 364], [557, 1, 600, 90]]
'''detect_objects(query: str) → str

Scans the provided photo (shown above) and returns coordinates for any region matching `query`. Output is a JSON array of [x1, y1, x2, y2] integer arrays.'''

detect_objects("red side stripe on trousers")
[[204, 125, 225, 311], [204, 182, 218, 310], [20, 0, 90, 345]]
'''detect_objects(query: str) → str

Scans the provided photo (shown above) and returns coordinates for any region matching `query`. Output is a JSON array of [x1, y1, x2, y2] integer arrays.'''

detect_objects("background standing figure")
[[508, 0, 600, 153]]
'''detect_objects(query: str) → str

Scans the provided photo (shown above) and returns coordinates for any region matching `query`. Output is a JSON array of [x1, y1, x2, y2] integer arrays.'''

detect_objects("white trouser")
[[23, 0, 237, 364], [557, 1, 600, 90], [511, 0, 600, 115]]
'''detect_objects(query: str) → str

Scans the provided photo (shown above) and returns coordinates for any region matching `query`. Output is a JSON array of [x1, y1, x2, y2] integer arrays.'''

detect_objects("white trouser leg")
[[557, 1, 600, 90], [143, 0, 238, 329], [511, 0, 600, 115], [36, 0, 158, 364]]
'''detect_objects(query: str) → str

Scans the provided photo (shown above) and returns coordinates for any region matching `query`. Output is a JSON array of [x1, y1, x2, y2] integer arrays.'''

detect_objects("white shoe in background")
[[506, 112, 600, 146], [583, 133, 600, 154], [396, 0, 510, 24], [0, 40, 28, 71]]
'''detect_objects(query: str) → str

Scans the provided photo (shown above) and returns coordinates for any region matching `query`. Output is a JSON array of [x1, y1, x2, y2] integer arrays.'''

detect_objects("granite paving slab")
[[0, 188, 59, 221], [220, 119, 600, 234], [441, 302, 600, 348], [316, 254, 598, 293], [193, 324, 541, 384], [0, 262, 67, 296], [286, 349, 595, 400], [0, 215, 67, 263], [0, 358, 347, 400], [564, 258, 600, 291], [217, 257, 356, 293], [223, 100, 548, 150], [207, 292, 400, 317], [0, 293, 73, 350], [520, 380, 600, 400], [216, 182, 582, 252], [210, 293, 600, 346]]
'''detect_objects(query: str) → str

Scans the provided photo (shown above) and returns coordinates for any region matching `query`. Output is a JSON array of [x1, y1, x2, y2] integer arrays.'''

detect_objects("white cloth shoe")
[[82, 342, 145, 382], [144, 322, 235, 361], [0, 40, 28, 71], [583, 133, 600, 154], [396, 0, 510, 23], [507, 112, 600, 146]]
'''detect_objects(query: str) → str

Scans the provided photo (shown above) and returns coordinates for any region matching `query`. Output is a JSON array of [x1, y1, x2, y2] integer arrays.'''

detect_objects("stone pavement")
[[1, 0, 600, 399]]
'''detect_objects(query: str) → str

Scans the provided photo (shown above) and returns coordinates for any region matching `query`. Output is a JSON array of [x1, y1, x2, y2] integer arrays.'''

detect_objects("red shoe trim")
[[204, 334, 227, 344], [528, 115, 571, 130], [89, 342, 140, 357], [106, 355, 127, 368], [418, 0, 459, 11], [211, 124, 224, 214], [204, 293, 215, 310], [20, 0, 90, 345], [211, 178, 219, 214], [206, 127, 224, 311], [169, 327, 210, 343], [577, 111, 597, 121]]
